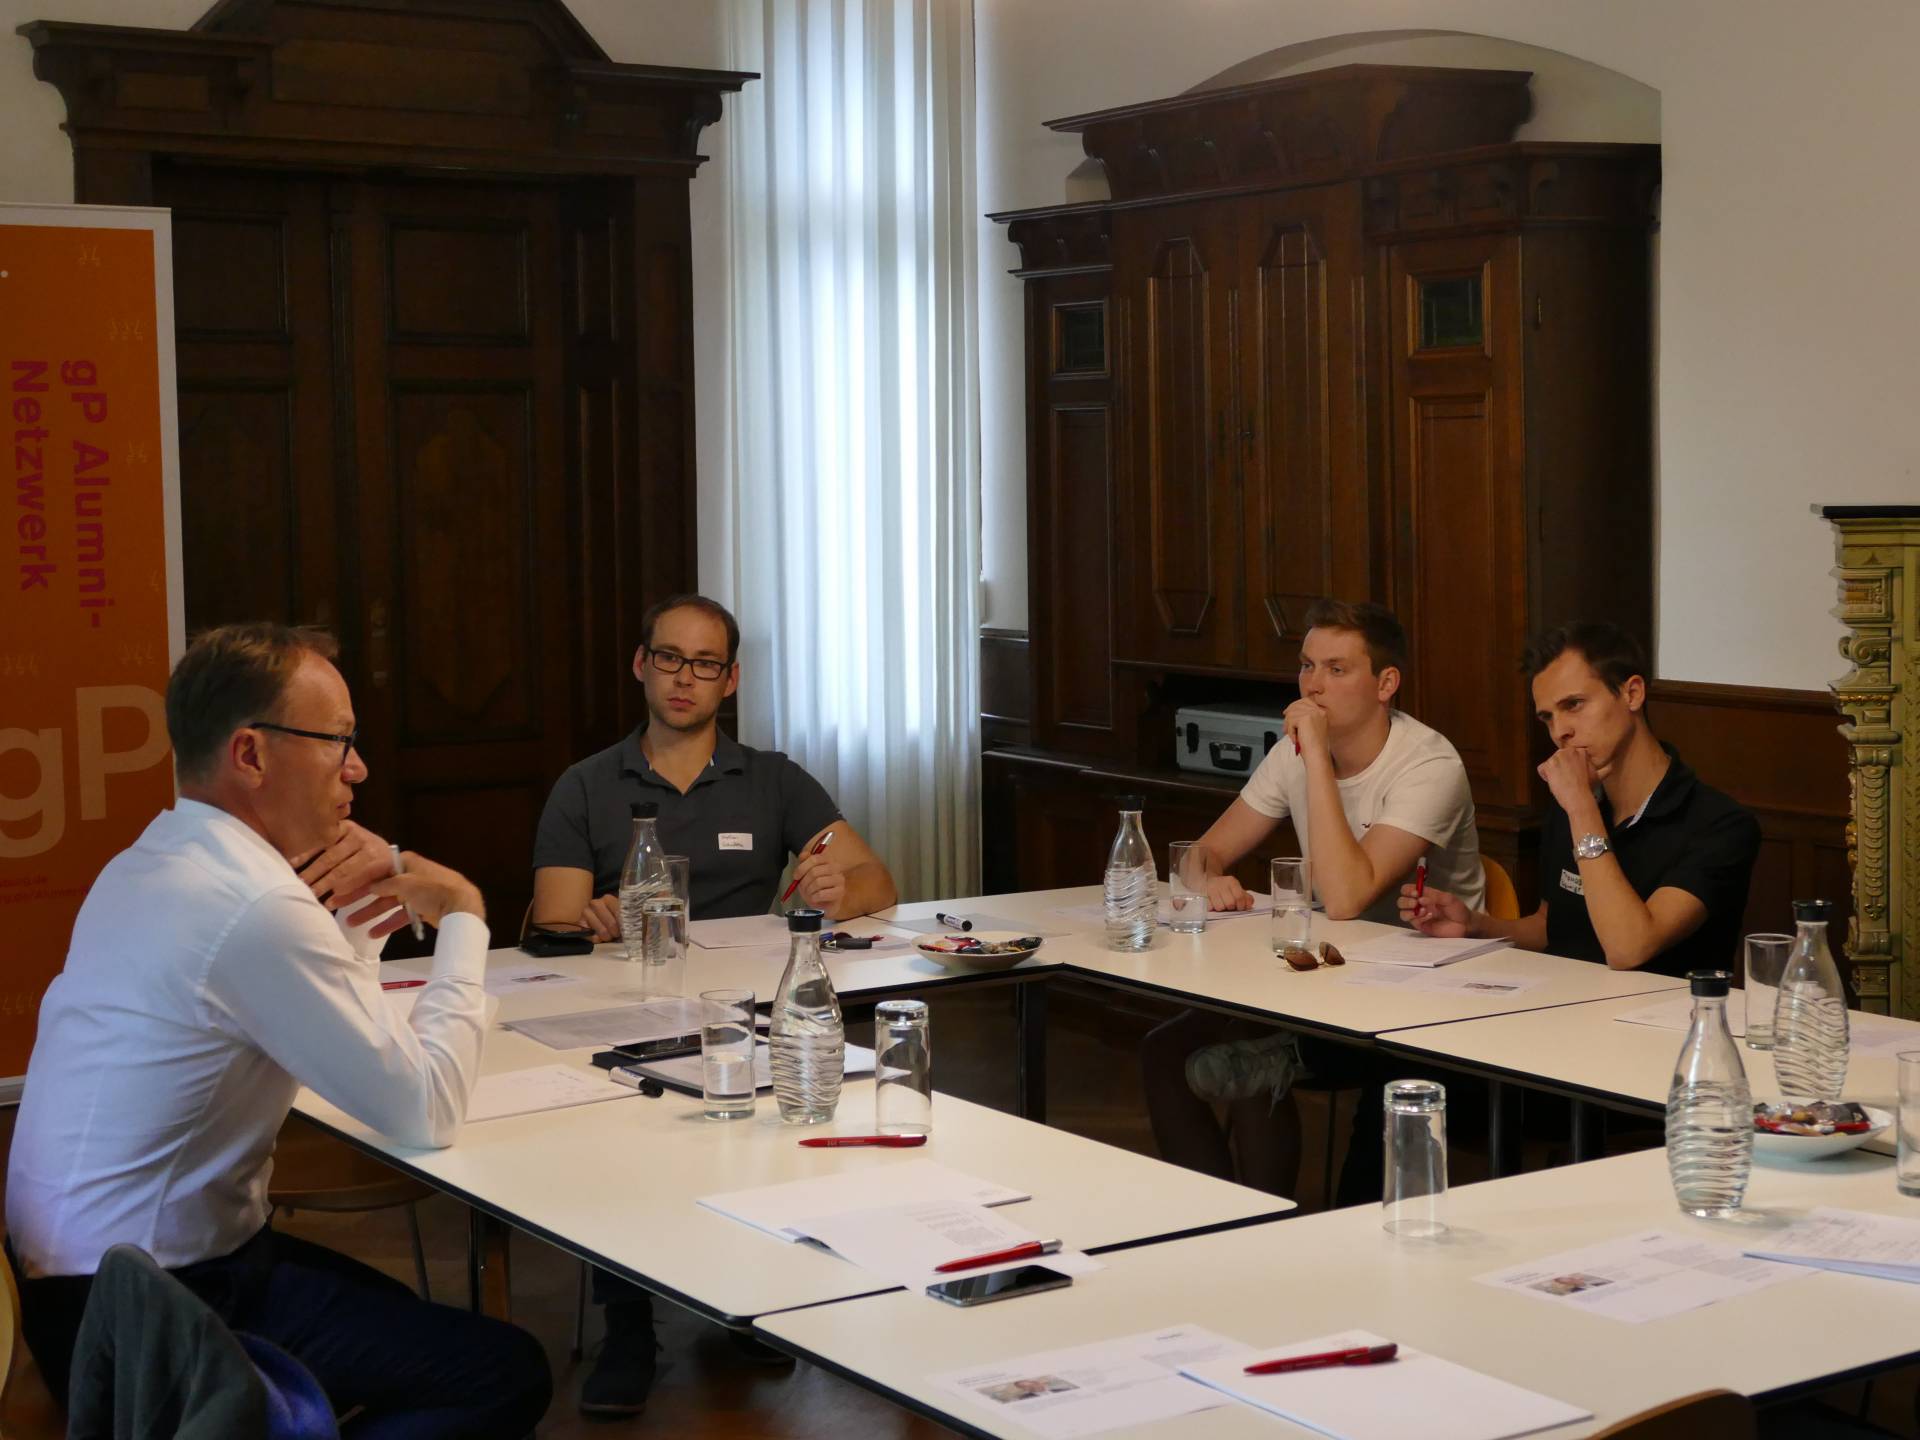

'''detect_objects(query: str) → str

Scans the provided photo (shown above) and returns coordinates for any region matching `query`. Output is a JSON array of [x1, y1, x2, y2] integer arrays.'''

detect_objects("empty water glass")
[[1383, 1078, 1448, 1237], [874, 999, 932, 1136], [1899, 1052, 1920, 1198], [1270, 857, 1311, 960], [1168, 841, 1209, 936], [701, 989, 757, 1121], [1742, 933, 1791, 1050]]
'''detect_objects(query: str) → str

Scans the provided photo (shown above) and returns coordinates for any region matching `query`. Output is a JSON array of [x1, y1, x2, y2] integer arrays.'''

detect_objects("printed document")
[[1744, 1207, 1920, 1282], [483, 961, 588, 995], [1477, 1230, 1807, 1323], [1180, 1329, 1589, 1440], [796, 1200, 1102, 1293], [930, 1325, 1253, 1439], [462, 1064, 639, 1122], [1340, 967, 1545, 997], [504, 997, 708, 1051], [699, 1160, 1029, 1242], [1341, 933, 1510, 967]]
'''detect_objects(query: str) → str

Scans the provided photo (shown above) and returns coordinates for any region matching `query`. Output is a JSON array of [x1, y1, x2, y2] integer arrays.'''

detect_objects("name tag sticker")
[[719, 832, 753, 851], [1559, 868, 1585, 897]]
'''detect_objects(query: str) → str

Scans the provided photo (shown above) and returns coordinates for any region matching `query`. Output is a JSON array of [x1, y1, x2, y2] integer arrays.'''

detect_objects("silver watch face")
[[1575, 833, 1609, 861]]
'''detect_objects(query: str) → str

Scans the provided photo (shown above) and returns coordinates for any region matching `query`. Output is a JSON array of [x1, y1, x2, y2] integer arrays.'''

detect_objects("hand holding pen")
[[781, 830, 838, 907], [335, 851, 487, 939]]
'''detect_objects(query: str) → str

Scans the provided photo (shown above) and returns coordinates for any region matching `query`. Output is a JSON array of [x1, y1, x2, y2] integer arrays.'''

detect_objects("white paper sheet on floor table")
[[461, 1063, 641, 1122], [483, 961, 589, 994], [1051, 891, 1273, 930], [699, 1160, 1030, 1242], [1476, 1229, 1808, 1323], [1613, 992, 1746, 1036], [1745, 1207, 1920, 1283], [633, 1041, 874, 1095], [795, 1200, 1103, 1294], [1341, 933, 1510, 967], [502, 997, 708, 1050], [687, 914, 790, 948], [1340, 966, 1545, 997], [930, 1325, 1254, 1439], [1180, 1329, 1589, 1440]]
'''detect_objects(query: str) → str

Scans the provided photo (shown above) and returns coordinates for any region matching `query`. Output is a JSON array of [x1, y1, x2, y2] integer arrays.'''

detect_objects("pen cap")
[[786, 907, 825, 933]]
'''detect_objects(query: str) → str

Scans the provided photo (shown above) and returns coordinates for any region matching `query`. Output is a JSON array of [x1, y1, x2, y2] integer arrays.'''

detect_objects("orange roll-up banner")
[[0, 205, 183, 1080]]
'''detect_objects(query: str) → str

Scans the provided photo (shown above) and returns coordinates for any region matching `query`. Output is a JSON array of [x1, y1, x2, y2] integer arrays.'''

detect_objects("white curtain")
[[715, 0, 981, 902]]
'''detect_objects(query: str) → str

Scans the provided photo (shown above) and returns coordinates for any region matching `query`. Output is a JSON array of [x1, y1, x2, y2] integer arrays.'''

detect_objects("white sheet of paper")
[[1745, 1207, 1920, 1282], [931, 1325, 1254, 1439], [1180, 1329, 1589, 1440], [483, 961, 587, 995], [1843, 1012, 1920, 1056], [688, 914, 790, 949], [1051, 892, 1274, 929], [1613, 993, 1746, 1037], [1341, 933, 1510, 968], [462, 1064, 639, 1122], [894, 913, 1064, 937], [795, 1200, 1102, 1293], [503, 997, 708, 1051], [699, 1160, 1030, 1243], [1476, 1230, 1807, 1323], [633, 1041, 875, 1095], [1339, 967, 1545, 997]]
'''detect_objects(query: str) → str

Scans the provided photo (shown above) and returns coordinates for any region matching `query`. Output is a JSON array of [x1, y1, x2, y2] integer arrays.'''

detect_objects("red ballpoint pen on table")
[[381, 978, 427, 990], [796, 1135, 927, 1148], [779, 830, 835, 904], [934, 1239, 1062, 1274], [1244, 1342, 1398, 1376]]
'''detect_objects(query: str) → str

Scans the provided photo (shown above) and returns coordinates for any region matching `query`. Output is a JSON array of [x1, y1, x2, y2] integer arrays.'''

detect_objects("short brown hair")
[[166, 623, 338, 782], [1301, 599, 1407, 676], [640, 593, 740, 664], [1522, 622, 1648, 695]]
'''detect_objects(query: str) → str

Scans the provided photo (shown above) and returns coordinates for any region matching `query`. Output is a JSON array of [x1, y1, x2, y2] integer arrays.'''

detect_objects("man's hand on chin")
[[294, 821, 397, 913]]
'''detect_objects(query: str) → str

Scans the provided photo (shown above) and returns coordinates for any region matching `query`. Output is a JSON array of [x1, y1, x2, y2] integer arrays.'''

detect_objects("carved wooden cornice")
[[1044, 65, 1532, 204], [20, 0, 754, 180], [1362, 143, 1660, 239], [984, 203, 1112, 277]]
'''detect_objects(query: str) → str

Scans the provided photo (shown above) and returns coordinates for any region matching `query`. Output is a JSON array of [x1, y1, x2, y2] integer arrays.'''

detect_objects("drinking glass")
[[1383, 1078, 1448, 1237], [639, 856, 691, 997], [874, 999, 932, 1136], [1270, 857, 1312, 960], [701, 989, 757, 1121], [1899, 1052, 1920, 1197], [1167, 841, 1209, 936], [1742, 933, 1791, 1050]]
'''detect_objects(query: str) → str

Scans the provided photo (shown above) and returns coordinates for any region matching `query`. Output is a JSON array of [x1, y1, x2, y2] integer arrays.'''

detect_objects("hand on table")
[[1397, 884, 1472, 937], [580, 893, 622, 943], [1205, 874, 1254, 912]]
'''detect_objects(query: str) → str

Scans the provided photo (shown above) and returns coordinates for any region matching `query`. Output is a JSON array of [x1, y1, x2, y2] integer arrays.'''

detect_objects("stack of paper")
[[1179, 1329, 1590, 1440], [462, 1064, 641, 1122], [631, 1040, 875, 1096], [1341, 933, 1510, 968], [503, 997, 707, 1051], [698, 1160, 1030, 1242], [1744, 1208, 1920, 1282], [798, 1200, 1101, 1293]]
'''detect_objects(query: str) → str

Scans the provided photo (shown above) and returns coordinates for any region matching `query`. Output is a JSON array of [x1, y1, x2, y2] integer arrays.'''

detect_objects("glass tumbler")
[[1383, 1078, 1448, 1237], [1742, 933, 1791, 1050], [639, 855, 691, 998], [1167, 841, 1209, 936], [1270, 857, 1312, 961], [874, 999, 932, 1136], [1899, 1052, 1920, 1198], [701, 989, 757, 1121]]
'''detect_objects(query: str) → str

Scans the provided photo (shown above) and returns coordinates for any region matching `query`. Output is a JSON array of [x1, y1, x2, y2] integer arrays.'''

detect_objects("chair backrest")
[[1482, 855, 1521, 921], [1590, 1390, 1755, 1440], [0, 1231, 21, 1405]]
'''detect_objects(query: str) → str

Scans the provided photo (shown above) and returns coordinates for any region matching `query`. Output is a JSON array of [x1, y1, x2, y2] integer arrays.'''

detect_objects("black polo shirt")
[[1538, 745, 1761, 978], [532, 728, 841, 921]]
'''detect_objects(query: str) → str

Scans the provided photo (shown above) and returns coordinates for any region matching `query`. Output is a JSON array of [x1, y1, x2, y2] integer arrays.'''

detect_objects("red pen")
[[796, 1134, 927, 1149], [779, 831, 835, 905], [1244, 1342, 1398, 1376], [933, 1239, 1062, 1273], [381, 978, 428, 990], [1414, 855, 1428, 904]]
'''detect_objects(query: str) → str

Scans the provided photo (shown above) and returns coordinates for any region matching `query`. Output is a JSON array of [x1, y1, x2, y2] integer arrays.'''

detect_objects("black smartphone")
[[520, 923, 594, 958], [589, 1033, 702, 1068], [926, 1264, 1073, 1308]]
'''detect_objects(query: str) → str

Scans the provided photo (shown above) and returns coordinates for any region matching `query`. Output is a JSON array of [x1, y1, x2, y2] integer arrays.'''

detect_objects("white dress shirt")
[[5, 799, 491, 1278]]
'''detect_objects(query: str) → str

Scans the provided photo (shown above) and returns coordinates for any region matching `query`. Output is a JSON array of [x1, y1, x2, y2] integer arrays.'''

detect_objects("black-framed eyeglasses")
[[646, 648, 730, 681], [249, 720, 359, 766]]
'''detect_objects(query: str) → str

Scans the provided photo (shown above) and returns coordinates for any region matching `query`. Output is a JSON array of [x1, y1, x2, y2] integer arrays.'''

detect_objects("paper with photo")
[[1340, 967, 1545, 997], [1476, 1230, 1807, 1323], [699, 1160, 1030, 1242], [462, 1064, 639, 1122], [1745, 1207, 1920, 1283], [1180, 1329, 1589, 1440], [930, 1325, 1253, 1439], [503, 997, 708, 1051], [484, 961, 588, 994]]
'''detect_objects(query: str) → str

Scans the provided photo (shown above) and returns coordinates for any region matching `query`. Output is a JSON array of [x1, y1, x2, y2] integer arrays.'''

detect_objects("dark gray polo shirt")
[[532, 728, 841, 921]]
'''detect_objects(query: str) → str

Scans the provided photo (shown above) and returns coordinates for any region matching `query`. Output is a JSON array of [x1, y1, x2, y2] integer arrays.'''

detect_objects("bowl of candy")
[[1752, 1100, 1890, 1161], [914, 931, 1044, 972]]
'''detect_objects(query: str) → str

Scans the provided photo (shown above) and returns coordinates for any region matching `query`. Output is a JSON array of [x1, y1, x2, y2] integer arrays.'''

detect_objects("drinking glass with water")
[[1270, 857, 1311, 958], [638, 856, 691, 998], [701, 988, 757, 1121], [1167, 841, 1209, 936], [874, 999, 932, 1136]]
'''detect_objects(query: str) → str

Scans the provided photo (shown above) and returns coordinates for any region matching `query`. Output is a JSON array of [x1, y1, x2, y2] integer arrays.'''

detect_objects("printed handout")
[[1477, 1230, 1808, 1323]]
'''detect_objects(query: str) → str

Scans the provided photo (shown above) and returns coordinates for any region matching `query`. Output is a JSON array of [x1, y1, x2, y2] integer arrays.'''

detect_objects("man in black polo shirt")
[[1398, 623, 1759, 975], [530, 592, 897, 1416]]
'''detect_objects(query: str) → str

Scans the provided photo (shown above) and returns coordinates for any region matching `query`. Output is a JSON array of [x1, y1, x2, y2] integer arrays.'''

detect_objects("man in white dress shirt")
[[4, 623, 550, 1435]]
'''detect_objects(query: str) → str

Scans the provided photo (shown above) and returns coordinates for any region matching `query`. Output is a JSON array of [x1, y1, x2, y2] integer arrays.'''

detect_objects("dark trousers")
[[16, 1228, 551, 1440]]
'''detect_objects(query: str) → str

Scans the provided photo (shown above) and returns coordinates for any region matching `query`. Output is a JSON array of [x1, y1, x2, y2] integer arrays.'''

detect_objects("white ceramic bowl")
[[1752, 1104, 1891, 1161], [913, 930, 1043, 972]]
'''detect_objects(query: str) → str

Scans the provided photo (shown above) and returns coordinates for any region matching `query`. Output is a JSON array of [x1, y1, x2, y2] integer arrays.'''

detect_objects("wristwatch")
[[1574, 832, 1611, 862]]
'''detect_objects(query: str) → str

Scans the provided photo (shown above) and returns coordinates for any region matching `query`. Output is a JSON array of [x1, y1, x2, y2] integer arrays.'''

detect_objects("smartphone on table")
[[926, 1265, 1073, 1307]]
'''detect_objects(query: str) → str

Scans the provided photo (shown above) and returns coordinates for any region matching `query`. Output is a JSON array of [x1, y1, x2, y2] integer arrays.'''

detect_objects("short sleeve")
[[531, 765, 594, 872], [779, 757, 843, 859], [1239, 741, 1295, 821], [1655, 804, 1762, 916], [1373, 754, 1473, 849]]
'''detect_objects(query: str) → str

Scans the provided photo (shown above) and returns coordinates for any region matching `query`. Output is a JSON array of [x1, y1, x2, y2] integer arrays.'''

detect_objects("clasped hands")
[[295, 821, 483, 937]]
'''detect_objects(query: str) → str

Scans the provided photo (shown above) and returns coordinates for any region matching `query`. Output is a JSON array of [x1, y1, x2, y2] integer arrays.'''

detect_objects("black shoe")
[[580, 1325, 659, 1418], [728, 1328, 795, 1367]]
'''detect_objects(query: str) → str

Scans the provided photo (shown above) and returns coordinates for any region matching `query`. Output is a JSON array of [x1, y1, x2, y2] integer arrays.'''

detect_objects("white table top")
[[757, 1146, 1920, 1439], [1384, 991, 1920, 1156]]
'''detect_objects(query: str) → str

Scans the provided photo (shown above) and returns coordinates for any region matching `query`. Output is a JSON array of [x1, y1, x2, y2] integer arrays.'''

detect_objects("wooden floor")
[[8, 982, 1920, 1434]]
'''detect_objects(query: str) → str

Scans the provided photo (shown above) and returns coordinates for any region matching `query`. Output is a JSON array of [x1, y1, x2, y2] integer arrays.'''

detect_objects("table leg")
[[1488, 1079, 1509, 1178], [467, 1208, 513, 1319], [1572, 1100, 1600, 1162], [1016, 980, 1048, 1124]]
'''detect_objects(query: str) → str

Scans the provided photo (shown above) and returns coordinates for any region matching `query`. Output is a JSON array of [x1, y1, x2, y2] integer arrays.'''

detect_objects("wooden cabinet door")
[[1385, 232, 1530, 807], [1240, 185, 1368, 675], [1112, 201, 1242, 669]]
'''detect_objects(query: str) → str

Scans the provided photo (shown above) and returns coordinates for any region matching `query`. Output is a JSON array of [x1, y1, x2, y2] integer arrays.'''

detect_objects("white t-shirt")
[[1239, 710, 1485, 926]]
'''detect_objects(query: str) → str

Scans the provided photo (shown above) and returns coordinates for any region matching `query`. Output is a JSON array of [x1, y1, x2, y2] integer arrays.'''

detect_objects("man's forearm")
[[1577, 855, 1663, 969], [1470, 907, 1549, 951], [1303, 763, 1375, 919]]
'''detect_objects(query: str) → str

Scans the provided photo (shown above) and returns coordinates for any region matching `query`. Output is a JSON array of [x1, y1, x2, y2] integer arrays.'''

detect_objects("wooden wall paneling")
[[980, 629, 1031, 750]]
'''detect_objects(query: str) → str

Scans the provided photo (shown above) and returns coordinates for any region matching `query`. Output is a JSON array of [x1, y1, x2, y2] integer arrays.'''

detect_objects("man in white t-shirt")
[[1142, 600, 1483, 1202]]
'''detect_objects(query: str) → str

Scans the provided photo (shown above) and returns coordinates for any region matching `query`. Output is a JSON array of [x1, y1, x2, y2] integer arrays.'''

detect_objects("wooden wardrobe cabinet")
[[988, 66, 1659, 899]]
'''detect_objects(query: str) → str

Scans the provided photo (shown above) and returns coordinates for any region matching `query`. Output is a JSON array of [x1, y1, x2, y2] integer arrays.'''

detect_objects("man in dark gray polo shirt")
[[529, 592, 896, 1416]]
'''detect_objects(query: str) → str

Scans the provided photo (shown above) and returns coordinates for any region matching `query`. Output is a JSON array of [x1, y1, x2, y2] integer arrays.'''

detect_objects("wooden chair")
[[1482, 856, 1520, 922], [1591, 1390, 1755, 1439], [0, 1234, 72, 1439], [269, 1114, 435, 1299]]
